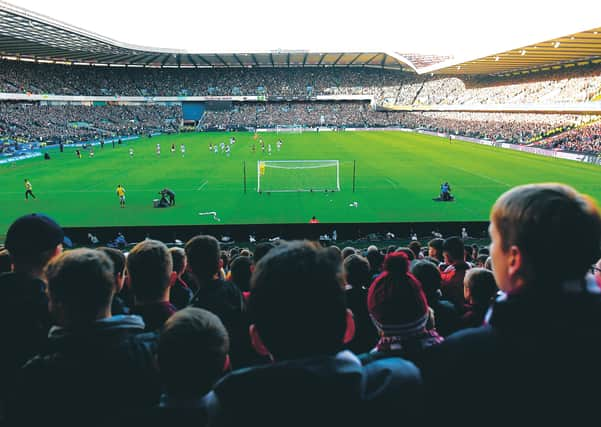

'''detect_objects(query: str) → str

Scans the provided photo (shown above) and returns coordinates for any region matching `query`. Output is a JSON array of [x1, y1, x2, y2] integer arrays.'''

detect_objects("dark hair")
[[159, 307, 229, 397], [46, 248, 115, 323], [408, 241, 422, 259], [428, 238, 444, 257], [126, 240, 173, 302], [411, 259, 442, 298], [344, 254, 371, 288], [366, 248, 384, 274], [253, 242, 275, 265], [97, 247, 125, 281], [492, 183, 601, 284], [443, 236, 465, 262], [185, 235, 220, 280], [395, 247, 415, 261], [465, 268, 498, 306], [230, 256, 252, 292], [250, 241, 347, 360], [341, 246, 356, 260], [169, 247, 187, 275]]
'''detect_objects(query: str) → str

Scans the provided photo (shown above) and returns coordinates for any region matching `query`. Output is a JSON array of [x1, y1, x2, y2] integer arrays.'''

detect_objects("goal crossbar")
[[257, 160, 340, 192]]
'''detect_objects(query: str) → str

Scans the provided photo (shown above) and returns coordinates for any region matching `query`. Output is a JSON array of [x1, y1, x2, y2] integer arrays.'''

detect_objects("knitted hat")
[[368, 251, 429, 336]]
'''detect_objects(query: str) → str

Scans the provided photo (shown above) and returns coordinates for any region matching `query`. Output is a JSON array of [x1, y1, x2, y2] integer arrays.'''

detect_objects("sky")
[[10, 0, 601, 59]]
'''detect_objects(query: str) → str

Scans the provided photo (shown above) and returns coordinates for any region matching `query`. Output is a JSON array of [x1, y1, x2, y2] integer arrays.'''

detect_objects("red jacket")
[[440, 261, 470, 309]]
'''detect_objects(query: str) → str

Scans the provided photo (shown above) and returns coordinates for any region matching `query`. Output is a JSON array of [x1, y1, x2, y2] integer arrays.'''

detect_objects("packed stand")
[[2, 181, 601, 425], [3, 58, 601, 106], [536, 119, 601, 154], [0, 103, 181, 143]]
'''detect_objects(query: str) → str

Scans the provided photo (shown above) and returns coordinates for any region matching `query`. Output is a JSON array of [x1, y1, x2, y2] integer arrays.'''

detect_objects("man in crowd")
[[427, 238, 444, 263], [439, 236, 471, 308], [0, 214, 65, 416], [422, 183, 601, 425], [127, 240, 177, 331], [186, 235, 251, 368], [168, 247, 193, 309], [158, 307, 229, 409], [205, 241, 422, 426], [15, 249, 160, 424]]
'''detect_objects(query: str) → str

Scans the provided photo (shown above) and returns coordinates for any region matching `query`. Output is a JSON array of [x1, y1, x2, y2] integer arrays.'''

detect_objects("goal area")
[[257, 160, 340, 193], [275, 125, 303, 134]]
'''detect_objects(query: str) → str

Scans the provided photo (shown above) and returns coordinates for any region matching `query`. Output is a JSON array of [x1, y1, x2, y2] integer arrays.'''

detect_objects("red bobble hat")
[[367, 251, 429, 336]]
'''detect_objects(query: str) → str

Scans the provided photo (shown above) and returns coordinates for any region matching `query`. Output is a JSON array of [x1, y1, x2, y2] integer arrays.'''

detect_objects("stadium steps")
[[411, 81, 426, 105]]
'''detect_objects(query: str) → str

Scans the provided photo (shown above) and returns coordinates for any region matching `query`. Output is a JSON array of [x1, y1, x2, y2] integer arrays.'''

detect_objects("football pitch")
[[2, 130, 601, 234]]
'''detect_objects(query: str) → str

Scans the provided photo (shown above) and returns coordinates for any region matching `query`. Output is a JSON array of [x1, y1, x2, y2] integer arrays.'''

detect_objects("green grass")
[[2, 130, 601, 234]]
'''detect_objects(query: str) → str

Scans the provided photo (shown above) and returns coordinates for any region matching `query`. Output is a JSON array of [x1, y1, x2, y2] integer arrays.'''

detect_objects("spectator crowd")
[[1, 182, 601, 426], [0, 104, 181, 144], [2, 58, 601, 105]]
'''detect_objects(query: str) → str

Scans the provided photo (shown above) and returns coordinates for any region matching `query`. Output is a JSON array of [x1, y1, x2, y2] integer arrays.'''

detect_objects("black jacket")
[[190, 279, 256, 368], [13, 315, 160, 426], [0, 272, 50, 409], [207, 350, 423, 427], [421, 277, 601, 426]]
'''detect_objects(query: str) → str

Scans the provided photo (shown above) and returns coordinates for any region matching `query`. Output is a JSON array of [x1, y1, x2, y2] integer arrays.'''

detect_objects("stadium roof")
[[0, 1, 599, 76], [423, 27, 601, 76], [0, 1, 450, 71]]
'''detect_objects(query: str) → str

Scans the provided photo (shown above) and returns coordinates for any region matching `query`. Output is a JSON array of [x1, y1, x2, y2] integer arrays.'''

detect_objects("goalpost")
[[276, 125, 303, 134], [257, 160, 340, 192]]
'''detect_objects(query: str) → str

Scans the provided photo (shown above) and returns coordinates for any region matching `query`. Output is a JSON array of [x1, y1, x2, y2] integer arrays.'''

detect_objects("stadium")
[[0, 1, 600, 244], [2, 0, 601, 425]]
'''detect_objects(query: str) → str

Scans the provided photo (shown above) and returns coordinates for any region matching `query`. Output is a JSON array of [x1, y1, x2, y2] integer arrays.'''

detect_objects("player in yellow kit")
[[116, 184, 126, 208], [24, 179, 36, 200]]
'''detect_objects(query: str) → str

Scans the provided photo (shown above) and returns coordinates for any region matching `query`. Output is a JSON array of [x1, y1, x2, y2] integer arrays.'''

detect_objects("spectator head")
[[169, 247, 187, 277], [368, 252, 429, 337], [0, 246, 11, 273], [341, 246, 356, 260], [366, 247, 384, 274], [408, 241, 422, 259], [46, 248, 115, 326], [185, 235, 220, 281], [395, 247, 415, 261], [490, 183, 601, 293], [249, 241, 352, 360], [97, 247, 126, 293], [411, 259, 442, 300], [126, 240, 176, 304], [476, 254, 489, 268], [484, 256, 493, 271], [239, 249, 251, 257], [5, 213, 66, 275], [159, 308, 229, 398], [230, 255, 253, 292], [464, 268, 498, 306], [442, 237, 465, 264], [428, 238, 444, 261], [253, 242, 275, 265], [343, 254, 371, 288]]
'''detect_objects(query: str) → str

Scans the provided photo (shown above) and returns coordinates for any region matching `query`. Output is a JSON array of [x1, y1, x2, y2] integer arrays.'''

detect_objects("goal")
[[257, 160, 340, 193], [275, 125, 303, 134]]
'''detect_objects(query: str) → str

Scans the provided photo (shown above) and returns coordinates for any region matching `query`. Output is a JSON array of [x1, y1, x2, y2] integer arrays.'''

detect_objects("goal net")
[[276, 125, 303, 134], [257, 160, 340, 192]]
